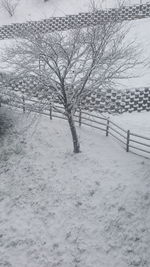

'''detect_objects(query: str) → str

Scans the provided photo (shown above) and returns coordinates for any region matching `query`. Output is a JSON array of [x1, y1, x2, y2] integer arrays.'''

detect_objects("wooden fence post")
[[106, 118, 110, 136], [126, 130, 130, 152], [79, 108, 82, 127], [50, 102, 52, 120], [22, 95, 25, 113]]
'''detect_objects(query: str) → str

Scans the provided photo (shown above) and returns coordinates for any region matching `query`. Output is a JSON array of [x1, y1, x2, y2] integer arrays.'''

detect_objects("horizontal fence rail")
[[1, 92, 150, 159]]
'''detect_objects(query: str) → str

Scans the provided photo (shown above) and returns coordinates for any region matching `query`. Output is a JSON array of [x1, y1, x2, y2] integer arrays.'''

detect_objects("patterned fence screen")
[[0, 3, 150, 114], [0, 3, 150, 40], [0, 74, 150, 114]]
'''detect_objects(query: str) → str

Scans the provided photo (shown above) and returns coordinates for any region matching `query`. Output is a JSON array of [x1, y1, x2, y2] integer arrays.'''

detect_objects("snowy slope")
[[0, 0, 150, 88], [0, 2, 150, 266], [0, 0, 147, 25], [110, 111, 150, 136], [0, 106, 150, 267]]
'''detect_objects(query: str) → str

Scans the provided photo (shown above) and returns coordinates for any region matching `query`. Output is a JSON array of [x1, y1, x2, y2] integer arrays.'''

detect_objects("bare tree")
[[1, 21, 142, 153], [1, 0, 19, 17]]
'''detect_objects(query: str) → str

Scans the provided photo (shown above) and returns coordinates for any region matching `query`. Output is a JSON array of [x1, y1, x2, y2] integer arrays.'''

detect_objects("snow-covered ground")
[[109, 111, 150, 158], [0, 0, 147, 25], [0, 106, 150, 267], [0, 1, 150, 265], [110, 111, 150, 136], [0, 0, 150, 89]]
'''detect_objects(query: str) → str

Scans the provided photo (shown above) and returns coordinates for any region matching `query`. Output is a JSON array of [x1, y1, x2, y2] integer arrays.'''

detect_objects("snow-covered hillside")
[[0, 106, 150, 267], [0, 0, 150, 89], [110, 111, 150, 136], [0, 0, 147, 25], [0, 1, 150, 266]]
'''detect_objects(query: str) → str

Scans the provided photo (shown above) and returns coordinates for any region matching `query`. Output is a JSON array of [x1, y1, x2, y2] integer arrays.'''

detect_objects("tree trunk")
[[67, 112, 80, 153]]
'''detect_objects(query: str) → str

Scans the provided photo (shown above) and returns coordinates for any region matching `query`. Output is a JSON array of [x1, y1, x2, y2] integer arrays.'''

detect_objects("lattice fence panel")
[[0, 3, 150, 40], [1, 75, 150, 114]]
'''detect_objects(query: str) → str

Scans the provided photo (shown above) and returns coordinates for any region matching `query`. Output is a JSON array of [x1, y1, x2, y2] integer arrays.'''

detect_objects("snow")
[[0, 0, 150, 88], [110, 111, 150, 136], [0, 0, 147, 26], [0, 1, 150, 264], [0, 106, 150, 267]]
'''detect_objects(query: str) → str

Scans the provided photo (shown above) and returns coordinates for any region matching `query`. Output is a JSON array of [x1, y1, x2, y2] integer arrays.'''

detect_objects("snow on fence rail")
[[129, 132, 150, 155], [1, 94, 150, 159]]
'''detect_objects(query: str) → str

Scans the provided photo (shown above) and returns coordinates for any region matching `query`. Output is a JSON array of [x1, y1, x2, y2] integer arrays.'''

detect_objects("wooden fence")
[[1, 93, 150, 159]]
